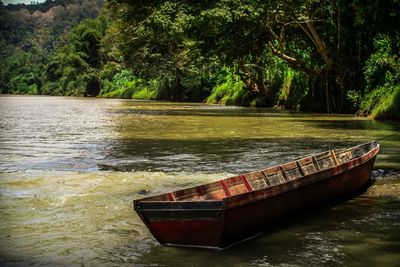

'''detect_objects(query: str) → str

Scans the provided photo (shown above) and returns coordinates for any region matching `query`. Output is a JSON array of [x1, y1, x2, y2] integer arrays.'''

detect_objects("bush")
[[362, 85, 400, 120], [347, 90, 363, 111], [99, 62, 122, 81], [27, 84, 38, 95], [132, 79, 160, 99], [133, 87, 158, 99], [101, 88, 125, 98], [122, 88, 134, 99], [99, 69, 138, 98], [206, 68, 249, 105], [361, 34, 400, 120]]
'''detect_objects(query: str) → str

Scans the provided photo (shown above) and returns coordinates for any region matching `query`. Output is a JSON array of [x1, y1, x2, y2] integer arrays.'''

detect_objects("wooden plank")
[[245, 172, 268, 190], [220, 180, 232, 197], [280, 162, 302, 180], [279, 166, 288, 180], [241, 175, 254, 192], [296, 161, 305, 176], [196, 186, 205, 197], [311, 156, 321, 171], [167, 192, 176, 201], [314, 151, 336, 170], [336, 150, 352, 164], [262, 166, 286, 186], [298, 156, 317, 175], [331, 150, 339, 165]]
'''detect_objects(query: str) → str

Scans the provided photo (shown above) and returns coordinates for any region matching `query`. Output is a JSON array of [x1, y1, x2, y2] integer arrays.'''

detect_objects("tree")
[[104, 1, 201, 100], [42, 16, 108, 96], [264, 0, 400, 112]]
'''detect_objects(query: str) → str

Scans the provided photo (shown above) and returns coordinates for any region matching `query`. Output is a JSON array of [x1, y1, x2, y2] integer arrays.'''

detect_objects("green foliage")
[[100, 70, 137, 98], [286, 74, 311, 111], [110, 1, 197, 80], [370, 86, 400, 120], [2, 0, 400, 121], [100, 70, 162, 100], [276, 68, 295, 105], [41, 16, 108, 96], [346, 90, 363, 110], [2, 47, 45, 94], [8, 73, 32, 94], [99, 62, 122, 81], [363, 34, 400, 92], [361, 34, 400, 120], [132, 79, 160, 100], [133, 89, 157, 99], [41, 82, 58, 95], [69, 16, 108, 69], [0, 0, 103, 94], [361, 85, 400, 120], [272, 65, 311, 111], [194, 0, 266, 64], [206, 68, 249, 106], [371, 85, 400, 120]]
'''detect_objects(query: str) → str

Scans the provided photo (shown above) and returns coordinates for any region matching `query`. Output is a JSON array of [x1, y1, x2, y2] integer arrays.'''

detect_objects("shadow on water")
[[293, 119, 386, 130], [109, 106, 298, 118], [2, 96, 399, 172], [103, 102, 400, 173], [98, 137, 359, 174]]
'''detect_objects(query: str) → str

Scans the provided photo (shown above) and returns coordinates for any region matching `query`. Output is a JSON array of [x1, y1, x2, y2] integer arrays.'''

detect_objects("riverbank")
[[367, 183, 400, 199], [363, 168, 400, 199], [367, 170, 400, 199]]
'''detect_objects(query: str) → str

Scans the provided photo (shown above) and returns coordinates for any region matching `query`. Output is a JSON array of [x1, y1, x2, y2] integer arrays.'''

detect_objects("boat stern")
[[134, 199, 225, 248]]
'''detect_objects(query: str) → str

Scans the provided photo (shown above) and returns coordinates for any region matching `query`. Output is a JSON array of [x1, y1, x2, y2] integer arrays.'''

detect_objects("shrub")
[[99, 69, 138, 98], [206, 68, 249, 105], [363, 85, 400, 120], [361, 34, 400, 120]]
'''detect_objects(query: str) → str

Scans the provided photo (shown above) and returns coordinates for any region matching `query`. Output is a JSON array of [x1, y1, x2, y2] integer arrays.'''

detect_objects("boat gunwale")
[[223, 144, 379, 209], [134, 142, 379, 211], [134, 200, 224, 211]]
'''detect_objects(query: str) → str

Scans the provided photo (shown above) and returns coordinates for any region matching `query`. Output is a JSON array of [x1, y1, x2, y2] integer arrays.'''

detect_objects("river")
[[0, 96, 399, 266]]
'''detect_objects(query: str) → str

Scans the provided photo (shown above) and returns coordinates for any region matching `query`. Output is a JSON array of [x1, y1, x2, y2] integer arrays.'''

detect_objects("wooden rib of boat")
[[133, 141, 380, 249]]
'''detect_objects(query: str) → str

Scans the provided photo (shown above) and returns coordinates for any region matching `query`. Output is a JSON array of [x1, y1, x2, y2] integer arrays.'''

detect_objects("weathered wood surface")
[[134, 141, 380, 249]]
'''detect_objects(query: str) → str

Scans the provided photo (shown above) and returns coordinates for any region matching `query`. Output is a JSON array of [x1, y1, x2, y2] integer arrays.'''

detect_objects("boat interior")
[[143, 142, 377, 202]]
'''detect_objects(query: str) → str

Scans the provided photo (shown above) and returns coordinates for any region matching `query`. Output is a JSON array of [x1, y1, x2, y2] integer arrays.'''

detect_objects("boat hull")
[[134, 153, 377, 248], [134, 201, 225, 248], [221, 155, 376, 247]]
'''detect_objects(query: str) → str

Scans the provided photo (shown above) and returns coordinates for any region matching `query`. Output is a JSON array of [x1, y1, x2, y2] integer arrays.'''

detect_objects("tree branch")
[[268, 41, 298, 65], [305, 21, 333, 67], [268, 41, 323, 76]]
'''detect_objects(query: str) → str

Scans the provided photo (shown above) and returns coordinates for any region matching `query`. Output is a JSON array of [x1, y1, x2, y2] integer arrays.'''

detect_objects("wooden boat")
[[133, 141, 379, 249]]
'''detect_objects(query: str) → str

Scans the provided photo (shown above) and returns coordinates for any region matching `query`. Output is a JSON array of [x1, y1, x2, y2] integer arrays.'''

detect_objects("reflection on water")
[[1, 96, 399, 173], [0, 96, 399, 266]]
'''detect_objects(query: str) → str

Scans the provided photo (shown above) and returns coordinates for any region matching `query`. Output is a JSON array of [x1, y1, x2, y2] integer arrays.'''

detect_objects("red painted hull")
[[134, 142, 379, 249]]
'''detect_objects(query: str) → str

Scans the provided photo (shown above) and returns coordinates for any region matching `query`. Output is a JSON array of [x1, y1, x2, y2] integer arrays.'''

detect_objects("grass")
[[370, 85, 400, 120], [133, 88, 158, 100], [206, 72, 249, 105]]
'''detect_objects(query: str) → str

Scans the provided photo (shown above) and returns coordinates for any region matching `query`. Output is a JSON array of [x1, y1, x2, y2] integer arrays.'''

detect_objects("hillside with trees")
[[1, 0, 399, 120], [0, 0, 103, 95]]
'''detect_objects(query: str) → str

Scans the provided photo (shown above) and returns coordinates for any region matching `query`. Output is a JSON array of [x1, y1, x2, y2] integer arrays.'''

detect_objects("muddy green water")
[[0, 96, 399, 266]]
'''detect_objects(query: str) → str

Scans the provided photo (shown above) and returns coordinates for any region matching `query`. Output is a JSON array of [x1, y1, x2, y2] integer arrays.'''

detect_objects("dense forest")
[[1, 0, 399, 119]]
